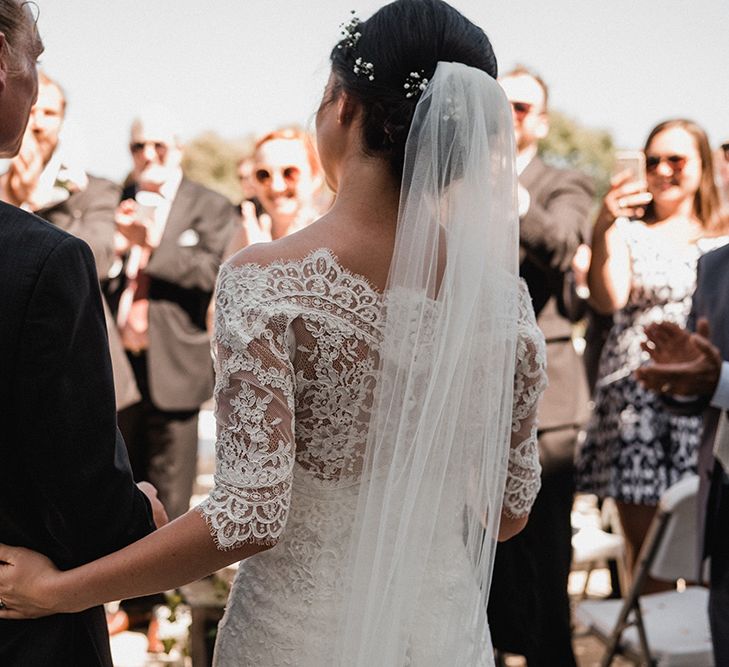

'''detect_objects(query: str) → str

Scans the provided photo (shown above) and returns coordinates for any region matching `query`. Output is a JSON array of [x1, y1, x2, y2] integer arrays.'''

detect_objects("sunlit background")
[[30, 0, 729, 189]]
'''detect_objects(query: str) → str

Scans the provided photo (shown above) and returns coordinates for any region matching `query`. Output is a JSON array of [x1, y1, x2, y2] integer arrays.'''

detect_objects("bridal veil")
[[334, 61, 522, 664]]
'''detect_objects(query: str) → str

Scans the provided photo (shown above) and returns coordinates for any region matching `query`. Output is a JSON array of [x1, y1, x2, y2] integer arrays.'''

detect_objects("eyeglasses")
[[509, 101, 534, 119], [130, 141, 169, 156], [254, 166, 301, 185], [645, 154, 688, 173], [721, 143, 729, 162]]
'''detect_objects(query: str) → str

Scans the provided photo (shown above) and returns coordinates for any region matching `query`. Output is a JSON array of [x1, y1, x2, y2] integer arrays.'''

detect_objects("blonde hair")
[[254, 127, 321, 177]]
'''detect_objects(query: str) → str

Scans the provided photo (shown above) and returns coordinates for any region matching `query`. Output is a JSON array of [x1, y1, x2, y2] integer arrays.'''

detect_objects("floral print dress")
[[576, 219, 727, 505]]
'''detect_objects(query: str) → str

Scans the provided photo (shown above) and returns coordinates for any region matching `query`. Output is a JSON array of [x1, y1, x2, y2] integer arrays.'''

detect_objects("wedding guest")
[[577, 118, 728, 591], [236, 155, 258, 202], [224, 127, 325, 255], [636, 249, 729, 664], [0, 3, 165, 665], [488, 65, 593, 667], [109, 108, 237, 521], [0, 71, 139, 411], [0, 3, 546, 665]]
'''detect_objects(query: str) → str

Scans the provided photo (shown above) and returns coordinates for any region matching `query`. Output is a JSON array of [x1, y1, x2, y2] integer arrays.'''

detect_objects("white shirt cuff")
[[710, 361, 729, 410]]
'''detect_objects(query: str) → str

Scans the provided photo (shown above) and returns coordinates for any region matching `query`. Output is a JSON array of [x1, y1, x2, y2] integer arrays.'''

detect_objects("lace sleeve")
[[502, 280, 547, 519], [196, 264, 296, 551]]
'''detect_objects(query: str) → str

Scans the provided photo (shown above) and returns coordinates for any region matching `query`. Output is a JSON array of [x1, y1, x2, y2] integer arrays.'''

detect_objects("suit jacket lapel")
[[519, 155, 546, 194]]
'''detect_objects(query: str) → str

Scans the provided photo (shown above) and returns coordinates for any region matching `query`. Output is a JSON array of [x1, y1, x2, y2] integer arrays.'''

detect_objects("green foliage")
[[539, 110, 615, 201], [181, 131, 255, 204]]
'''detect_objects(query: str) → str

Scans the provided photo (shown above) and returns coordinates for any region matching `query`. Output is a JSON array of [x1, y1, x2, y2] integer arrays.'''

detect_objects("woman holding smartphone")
[[577, 119, 726, 591]]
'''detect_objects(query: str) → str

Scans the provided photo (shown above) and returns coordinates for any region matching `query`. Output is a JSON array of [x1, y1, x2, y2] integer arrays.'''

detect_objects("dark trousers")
[[488, 458, 576, 667], [709, 478, 729, 665], [117, 352, 199, 521]]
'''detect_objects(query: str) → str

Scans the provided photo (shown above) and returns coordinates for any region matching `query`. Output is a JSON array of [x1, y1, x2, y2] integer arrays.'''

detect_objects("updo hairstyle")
[[329, 0, 497, 180]]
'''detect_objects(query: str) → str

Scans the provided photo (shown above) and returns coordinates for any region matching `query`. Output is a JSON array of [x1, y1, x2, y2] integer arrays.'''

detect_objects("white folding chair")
[[575, 475, 713, 666], [572, 496, 627, 599]]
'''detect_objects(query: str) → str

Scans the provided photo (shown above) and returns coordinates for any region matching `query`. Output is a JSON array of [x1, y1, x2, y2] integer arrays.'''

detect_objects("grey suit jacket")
[[118, 178, 237, 411], [519, 157, 594, 471], [37, 175, 141, 411]]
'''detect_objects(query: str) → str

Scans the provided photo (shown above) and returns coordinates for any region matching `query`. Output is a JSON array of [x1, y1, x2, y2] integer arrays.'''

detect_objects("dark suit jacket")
[[115, 179, 236, 411], [680, 244, 729, 568], [519, 157, 594, 470], [0, 202, 155, 666], [36, 175, 141, 411]]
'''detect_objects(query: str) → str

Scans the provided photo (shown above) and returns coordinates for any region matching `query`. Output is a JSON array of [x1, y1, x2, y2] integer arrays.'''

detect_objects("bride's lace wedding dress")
[[196, 248, 546, 666]]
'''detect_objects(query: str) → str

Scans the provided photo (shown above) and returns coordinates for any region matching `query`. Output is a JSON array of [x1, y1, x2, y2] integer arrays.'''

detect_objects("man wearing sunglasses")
[[490, 65, 594, 667], [108, 108, 236, 525]]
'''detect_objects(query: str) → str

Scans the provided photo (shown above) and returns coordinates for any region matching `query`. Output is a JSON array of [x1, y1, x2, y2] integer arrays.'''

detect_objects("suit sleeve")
[[60, 179, 120, 280], [519, 170, 594, 274], [145, 193, 236, 292], [16, 235, 154, 569]]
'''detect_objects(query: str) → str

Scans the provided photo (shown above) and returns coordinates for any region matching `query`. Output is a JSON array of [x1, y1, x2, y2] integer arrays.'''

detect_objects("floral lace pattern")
[[195, 249, 546, 663], [504, 280, 546, 518]]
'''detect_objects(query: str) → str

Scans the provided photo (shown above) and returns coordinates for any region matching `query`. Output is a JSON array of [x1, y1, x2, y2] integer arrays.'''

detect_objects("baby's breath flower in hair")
[[404, 71, 429, 99]]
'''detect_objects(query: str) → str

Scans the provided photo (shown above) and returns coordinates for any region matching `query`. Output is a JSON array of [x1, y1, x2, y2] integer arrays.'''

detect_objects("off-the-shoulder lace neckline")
[[224, 246, 384, 301]]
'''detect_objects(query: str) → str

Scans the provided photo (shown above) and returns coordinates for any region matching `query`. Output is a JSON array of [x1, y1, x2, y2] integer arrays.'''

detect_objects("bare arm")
[[0, 510, 268, 618], [588, 171, 651, 314]]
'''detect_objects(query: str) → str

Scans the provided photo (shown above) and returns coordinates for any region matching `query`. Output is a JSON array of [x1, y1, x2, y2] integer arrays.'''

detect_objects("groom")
[[636, 243, 729, 664], [0, 4, 165, 666]]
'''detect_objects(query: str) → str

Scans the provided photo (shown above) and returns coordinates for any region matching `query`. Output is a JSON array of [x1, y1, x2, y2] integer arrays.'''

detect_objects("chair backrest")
[[649, 475, 699, 581]]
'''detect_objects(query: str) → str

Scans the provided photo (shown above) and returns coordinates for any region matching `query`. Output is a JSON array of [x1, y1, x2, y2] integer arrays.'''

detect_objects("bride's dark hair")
[[329, 0, 497, 180]]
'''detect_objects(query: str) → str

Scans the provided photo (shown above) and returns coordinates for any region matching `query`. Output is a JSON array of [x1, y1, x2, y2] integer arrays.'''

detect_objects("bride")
[[0, 0, 546, 664]]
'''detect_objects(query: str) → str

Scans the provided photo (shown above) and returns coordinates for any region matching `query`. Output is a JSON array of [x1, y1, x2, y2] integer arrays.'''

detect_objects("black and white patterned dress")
[[576, 219, 727, 505]]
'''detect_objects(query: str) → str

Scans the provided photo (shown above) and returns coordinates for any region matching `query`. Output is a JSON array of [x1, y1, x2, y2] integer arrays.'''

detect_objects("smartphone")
[[613, 150, 646, 184]]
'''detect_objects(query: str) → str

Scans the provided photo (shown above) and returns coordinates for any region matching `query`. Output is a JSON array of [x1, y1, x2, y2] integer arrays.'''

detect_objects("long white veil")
[[335, 61, 520, 665]]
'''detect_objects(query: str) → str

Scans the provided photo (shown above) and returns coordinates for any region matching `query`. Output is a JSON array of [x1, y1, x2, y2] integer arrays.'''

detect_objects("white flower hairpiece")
[[404, 71, 429, 99], [338, 11, 375, 81], [337, 10, 362, 51], [354, 56, 375, 81]]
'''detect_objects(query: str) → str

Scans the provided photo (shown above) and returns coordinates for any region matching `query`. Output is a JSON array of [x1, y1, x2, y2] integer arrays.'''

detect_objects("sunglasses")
[[510, 101, 534, 119], [645, 154, 688, 173], [130, 141, 169, 155], [721, 143, 729, 162], [254, 166, 301, 185]]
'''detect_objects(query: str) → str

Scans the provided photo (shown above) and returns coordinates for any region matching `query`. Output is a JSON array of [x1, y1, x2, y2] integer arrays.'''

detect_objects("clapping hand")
[[635, 318, 722, 396], [240, 200, 273, 246], [223, 201, 273, 260], [115, 199, 155, 250]]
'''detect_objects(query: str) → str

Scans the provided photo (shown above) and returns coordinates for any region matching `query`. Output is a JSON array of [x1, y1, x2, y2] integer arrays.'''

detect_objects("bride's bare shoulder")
[[225, 223, 328, 270]]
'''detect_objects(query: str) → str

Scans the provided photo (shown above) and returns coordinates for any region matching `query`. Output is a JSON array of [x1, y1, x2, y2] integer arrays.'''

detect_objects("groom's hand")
[[137, 482, 169, 529]]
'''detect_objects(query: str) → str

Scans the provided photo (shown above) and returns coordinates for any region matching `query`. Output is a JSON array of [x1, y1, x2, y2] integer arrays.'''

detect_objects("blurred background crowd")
[[5, 1, 729, 666]]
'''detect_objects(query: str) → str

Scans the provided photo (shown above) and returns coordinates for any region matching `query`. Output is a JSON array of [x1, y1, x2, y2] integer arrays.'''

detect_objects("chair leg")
[[581, 562, 595, 600]]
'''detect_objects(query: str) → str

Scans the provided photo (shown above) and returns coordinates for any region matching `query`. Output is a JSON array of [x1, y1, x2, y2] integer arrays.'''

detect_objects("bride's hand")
[[0, 544, 63, 619]]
